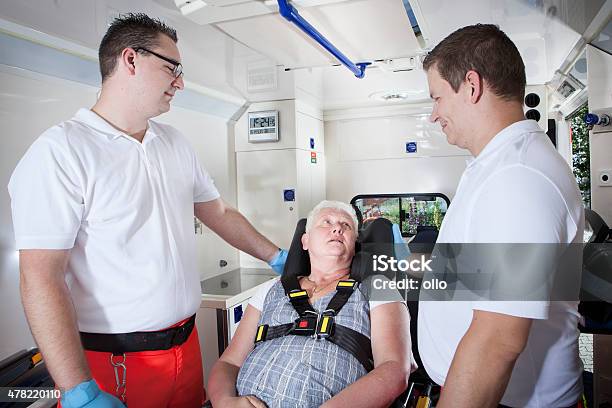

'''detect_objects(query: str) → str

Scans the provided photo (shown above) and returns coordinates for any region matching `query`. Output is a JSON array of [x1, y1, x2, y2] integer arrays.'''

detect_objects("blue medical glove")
[[392, 223, 411, 260], [268, 248, 288, 275], [61, 379, 125, 408]]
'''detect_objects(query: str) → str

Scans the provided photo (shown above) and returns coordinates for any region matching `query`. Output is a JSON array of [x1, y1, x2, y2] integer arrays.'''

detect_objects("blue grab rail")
[[277, 0, 371, 78]]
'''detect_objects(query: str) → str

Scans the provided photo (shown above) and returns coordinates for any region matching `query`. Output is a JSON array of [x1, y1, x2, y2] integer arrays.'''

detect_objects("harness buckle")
[[291, 315, 317, 336], [255, 324, 269, 343], [288, 289, 309, 300], [336, 280, 358, 292], [316, 312, 335, 338]]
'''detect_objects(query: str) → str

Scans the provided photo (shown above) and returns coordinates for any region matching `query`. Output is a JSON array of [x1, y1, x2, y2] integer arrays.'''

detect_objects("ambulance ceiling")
[[177, 0, 420, 71], [175, 0, 604, 84], [1, 0, 606, 112], [172, 0, 609, 111], [322, 0, 608, 109], [409, 0, 600, 84]]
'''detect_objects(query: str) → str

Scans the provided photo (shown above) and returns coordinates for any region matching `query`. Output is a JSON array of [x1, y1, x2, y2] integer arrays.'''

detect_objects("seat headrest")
[[282, 217, 396, 282], [282, 218, 309, 276], [585, 208, 610, 243], [410, 226, 439, 245]]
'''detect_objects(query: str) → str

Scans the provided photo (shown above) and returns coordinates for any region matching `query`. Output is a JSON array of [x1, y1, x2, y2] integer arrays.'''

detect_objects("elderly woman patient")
[[208, 200, 413, 408]]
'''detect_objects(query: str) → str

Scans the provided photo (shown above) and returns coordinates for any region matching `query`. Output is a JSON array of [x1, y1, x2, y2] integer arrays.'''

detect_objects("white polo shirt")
[[418, 120, 584, 407], [8, 109, 220, 333]]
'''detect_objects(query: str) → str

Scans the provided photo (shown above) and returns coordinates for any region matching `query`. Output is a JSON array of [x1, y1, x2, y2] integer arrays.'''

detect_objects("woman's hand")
[[216, 395, 267, 408], [245, 395, 268, 408]]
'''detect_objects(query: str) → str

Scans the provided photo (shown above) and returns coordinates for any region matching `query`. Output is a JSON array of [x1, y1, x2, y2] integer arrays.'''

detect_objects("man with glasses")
[[8, 13, 287, 407], [134, 47, 184, 77]]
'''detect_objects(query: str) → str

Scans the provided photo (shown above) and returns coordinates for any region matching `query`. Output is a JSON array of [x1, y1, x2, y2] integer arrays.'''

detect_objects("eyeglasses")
[[134, 47, 183, 79]]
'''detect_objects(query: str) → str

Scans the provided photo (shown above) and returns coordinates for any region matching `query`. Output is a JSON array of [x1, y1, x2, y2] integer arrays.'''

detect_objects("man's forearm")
[[436, 331, 518, 408], [21, 273, 91, 390], [322, 361, 409, 408]]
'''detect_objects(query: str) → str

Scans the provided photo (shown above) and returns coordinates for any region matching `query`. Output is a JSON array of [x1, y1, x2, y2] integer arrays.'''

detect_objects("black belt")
[[80, 314, 196, 354]]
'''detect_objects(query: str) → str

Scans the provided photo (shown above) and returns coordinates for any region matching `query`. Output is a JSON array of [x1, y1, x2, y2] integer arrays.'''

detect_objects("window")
[[351, 193, 450, 237], [569, 104, 591, 208]]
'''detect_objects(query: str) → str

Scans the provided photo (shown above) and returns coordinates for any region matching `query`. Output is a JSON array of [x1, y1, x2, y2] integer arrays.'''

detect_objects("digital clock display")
[[248, 110, 279, 143], [250, 116, 276, 128]]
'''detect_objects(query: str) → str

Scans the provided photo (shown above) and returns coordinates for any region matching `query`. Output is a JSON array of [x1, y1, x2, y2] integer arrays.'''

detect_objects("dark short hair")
[[98, 13, 178, 82], [422, 24, 526, 103]]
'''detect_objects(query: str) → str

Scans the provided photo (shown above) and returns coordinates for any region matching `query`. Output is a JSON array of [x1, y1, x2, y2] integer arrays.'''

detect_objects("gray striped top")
[[236, 279, 371, 407]]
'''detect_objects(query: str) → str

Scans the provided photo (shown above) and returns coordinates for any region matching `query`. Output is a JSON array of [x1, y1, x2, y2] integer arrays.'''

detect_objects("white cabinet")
[[197, 268, 277, 386], [235, 100, 326, 268]]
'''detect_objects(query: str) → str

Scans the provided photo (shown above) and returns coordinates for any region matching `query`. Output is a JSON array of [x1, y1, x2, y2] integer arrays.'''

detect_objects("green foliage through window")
[[404, 199, 444, 235], [570, 104, 591, 208], [352, 195, 448, 237]]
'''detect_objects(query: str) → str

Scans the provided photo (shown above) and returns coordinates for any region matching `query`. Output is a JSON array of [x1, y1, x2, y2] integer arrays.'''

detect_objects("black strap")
[[80, 314, 196, 354], [282, 274, 318, 316], [282, 274, 359, 317], [324, 280, 358, 314], [255, 322, 373, 372], [289, 291, 318, 317], [326, 325, 374, 372], [321, 252, 372, 317], [257, 323, 293, 341]]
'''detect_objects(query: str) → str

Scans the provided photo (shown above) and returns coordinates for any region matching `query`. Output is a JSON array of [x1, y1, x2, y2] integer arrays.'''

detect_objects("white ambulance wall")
[[235, 98, 325, 269], [156, 107, 240, 279], [0, 67, 235, 359], [324, 112, 470, 203], [0, 68, 98, 360], [236, 148, 326, 269], [296, 149, 327, 218], [0, 0, 243, 100], [236, 149, 299, 268], [553, 112, 574, 168]]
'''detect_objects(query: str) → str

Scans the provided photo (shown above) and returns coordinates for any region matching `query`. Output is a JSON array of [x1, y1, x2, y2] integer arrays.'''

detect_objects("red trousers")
[[63, 319, 206, 407]]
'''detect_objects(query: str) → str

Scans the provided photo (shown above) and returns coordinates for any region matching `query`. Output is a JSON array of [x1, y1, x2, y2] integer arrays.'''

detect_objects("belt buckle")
[[292, 315, 317, 336]]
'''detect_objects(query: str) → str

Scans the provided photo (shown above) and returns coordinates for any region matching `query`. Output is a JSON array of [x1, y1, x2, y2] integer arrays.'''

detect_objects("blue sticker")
[[406, 142, 417, 153], [234, 304, 243, 323], [310, 137, 315, 149], [283, 189, 295, 201]]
